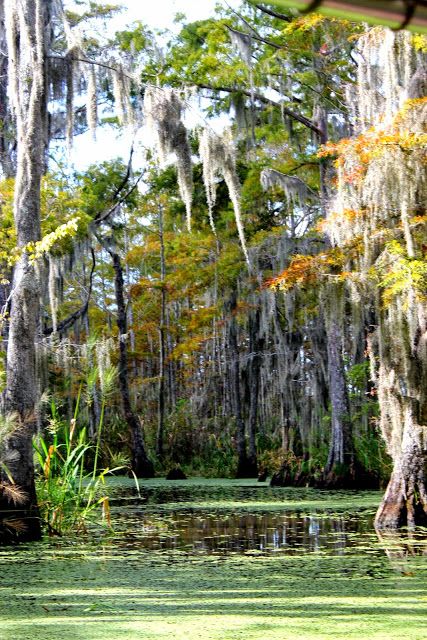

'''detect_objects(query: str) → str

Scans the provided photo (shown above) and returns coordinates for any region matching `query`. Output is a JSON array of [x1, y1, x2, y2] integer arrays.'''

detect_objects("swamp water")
[[0, 478, 426, 640]]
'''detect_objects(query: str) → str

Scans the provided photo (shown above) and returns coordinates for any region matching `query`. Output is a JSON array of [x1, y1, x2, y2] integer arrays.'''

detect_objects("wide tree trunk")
[[2, 259, 42, 541], [110, 250, 154, 478], [374, 308, 427, 528], [375, 450, 427, 530], [0, 0, 51, 541], [375, 403, 427, 528]]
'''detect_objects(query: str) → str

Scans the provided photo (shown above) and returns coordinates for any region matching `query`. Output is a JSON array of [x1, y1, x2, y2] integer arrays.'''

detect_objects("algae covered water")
[[0, 479, 426, 640]]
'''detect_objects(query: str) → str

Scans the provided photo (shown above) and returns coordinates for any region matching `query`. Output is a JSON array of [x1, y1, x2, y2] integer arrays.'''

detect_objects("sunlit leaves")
[[268, 248, 346, 292], [377, 241, 427, 306]]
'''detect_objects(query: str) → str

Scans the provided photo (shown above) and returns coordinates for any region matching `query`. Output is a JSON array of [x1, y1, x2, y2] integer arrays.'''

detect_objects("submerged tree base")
[[270, 459, 381, 490], [321, 462, 381, 490], [375, 469, 427, 529], [166, 467, 187, 480]]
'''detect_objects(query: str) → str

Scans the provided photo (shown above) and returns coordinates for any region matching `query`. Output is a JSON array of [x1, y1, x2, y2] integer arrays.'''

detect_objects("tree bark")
[[375, 449, 427, 530], [247, 307, 263, 476], [156, 204, 166, 459], [375, 401, 427, 529], [0, 2, 15, 179], [110, 250, 154, 477], [374, 309, 427, 528], [323, 313, 353, 484], [227, 291, 254, 477], [0, 0, 51, 541]]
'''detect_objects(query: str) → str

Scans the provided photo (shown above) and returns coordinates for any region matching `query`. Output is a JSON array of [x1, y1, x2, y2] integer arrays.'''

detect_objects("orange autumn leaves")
[[319, 97, 427, 186], [267, 249, 348, 291], [268, 98, 427, 294]]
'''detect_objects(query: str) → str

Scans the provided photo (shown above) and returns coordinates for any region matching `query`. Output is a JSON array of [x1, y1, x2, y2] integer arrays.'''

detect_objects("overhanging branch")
[[197, 83, 323, 137], [44, 247, 96, 336]]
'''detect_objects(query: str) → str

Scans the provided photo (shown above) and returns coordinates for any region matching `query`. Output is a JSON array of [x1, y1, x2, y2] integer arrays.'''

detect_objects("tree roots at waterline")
[[375, 460, 427, 530]]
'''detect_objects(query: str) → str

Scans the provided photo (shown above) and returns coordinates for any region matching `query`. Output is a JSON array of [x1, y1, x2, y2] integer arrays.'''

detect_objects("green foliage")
[[353, 426, 392, 483], [33, 392, 121, 534], [77, 159, 140, 220], [185, 431, 237, 478], [347, 361, 370, 392]]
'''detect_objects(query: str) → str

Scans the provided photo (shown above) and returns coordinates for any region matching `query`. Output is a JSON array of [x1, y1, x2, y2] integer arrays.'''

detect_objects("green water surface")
[[0, 478, 426, 640]]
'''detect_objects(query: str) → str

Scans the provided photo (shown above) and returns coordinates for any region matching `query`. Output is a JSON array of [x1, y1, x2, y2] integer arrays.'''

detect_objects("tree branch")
[[43, 248, 96, 336], [197, 83, 323, 137], [93, 168, 145, 225], [254, 4, 292, 21], [226, 22, 283, 50], [48, 54, 134, 80]]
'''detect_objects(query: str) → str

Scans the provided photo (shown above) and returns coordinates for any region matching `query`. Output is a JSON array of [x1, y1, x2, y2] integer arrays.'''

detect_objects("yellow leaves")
[[1, 173, 88, 267], [269, 254, 317, 292], [283, 13, 325, 34], [0, 217, 81, 269], [412, 34, 427, 53], [375, 241, 427, 306], [130, 277, 159, 297], [410, 214, 427, 226], [395, 97, 427, 122], [187, 306, 217, 332], [269, 253, 319, 291], [27, 217, 80, 263], [398, 131, 427, 150], [170, 334, 212, 361]]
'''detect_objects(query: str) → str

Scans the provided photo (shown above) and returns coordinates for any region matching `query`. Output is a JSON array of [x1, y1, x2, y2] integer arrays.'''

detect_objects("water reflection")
[[109, 508, 376, 556], [104, 481, 383, 556], [375, 528, 427, 574]]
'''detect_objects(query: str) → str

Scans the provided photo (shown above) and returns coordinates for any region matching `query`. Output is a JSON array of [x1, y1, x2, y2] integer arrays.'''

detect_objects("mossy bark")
[[1, 0, 53, 542], [375, 420, 427, 529], [227, 291, 257, 478], [110, 250, 154, 478], [322, 305, 355, 488], [246, 307, 263, 477]]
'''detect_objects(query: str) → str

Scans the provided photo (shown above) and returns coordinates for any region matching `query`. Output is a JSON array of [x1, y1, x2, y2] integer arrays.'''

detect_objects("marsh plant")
[[34, 377, 121, 535]]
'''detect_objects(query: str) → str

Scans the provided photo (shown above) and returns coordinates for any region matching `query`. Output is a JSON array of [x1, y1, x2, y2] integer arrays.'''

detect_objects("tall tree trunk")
[[227, 291, 253, 477], [110, 250, 154, 477], [0, 2, 15, 179], [0, 0, 50, 541], [247, 307, 263, 475], [323, 307, 353, 485], [156, 204, 166, 459], [314, 100, 355, 486]]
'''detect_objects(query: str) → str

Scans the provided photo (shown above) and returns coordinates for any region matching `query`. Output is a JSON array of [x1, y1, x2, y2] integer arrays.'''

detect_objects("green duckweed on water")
[[0, 479, 426, 640]]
